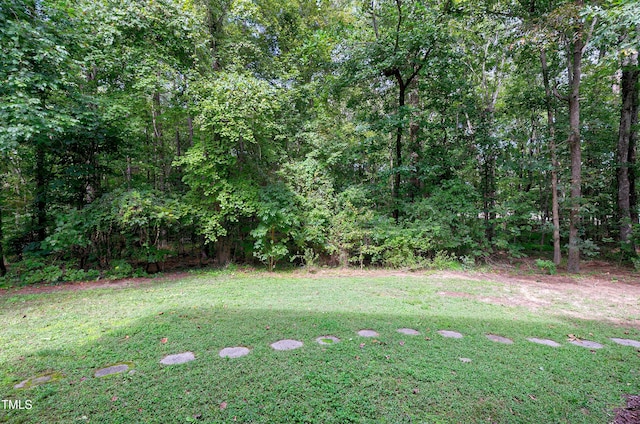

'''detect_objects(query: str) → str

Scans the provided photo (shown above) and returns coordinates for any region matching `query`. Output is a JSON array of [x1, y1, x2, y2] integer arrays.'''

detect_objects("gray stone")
[[160, 352, 196, 365], [13, 372, 61, 389], [486, 334, 513, 344], [357, 330, 379, 337], [610, 338, 640, 348], [316, 336, 340, 345], [438, 330, 463, 339], [397, 328, 420, 335], [527, 338, 561, 347], [94, 364, 130, 378], [270, 339, 303, 350], [459, 357, 472, 363], [569, 340, 603, 349], [14, 376, 50, 389], [219, 347, 251, 358]]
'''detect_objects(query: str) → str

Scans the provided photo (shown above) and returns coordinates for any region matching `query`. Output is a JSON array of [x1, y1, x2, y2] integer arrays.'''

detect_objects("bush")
[[535, 259, 556, 275]]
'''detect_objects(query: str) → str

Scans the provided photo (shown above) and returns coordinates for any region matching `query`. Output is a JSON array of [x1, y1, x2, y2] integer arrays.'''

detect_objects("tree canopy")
[[0, 0, 639, 280]]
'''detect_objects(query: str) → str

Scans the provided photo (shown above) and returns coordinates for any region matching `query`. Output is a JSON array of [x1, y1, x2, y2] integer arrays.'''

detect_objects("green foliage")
[[106, 259, 137, 280], [250, 184, 300, 271], [535, 259, 557, 275]]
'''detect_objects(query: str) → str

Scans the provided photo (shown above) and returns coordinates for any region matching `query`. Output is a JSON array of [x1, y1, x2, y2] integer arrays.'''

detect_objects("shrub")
[[535, 259, 556, 275]]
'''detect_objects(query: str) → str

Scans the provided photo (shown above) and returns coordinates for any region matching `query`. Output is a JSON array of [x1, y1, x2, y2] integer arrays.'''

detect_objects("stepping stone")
[[160, 352, 196, 365], [357, 330, 379, 337], [459, 357, 472, 363], [219, 347, 251, 358], [486, 334, 513, 344], [397, 328, 420, 335], [270, 339, 303, 351], [316, 336, 340, 345], [438, 330, 463, 339], [569, 340, 603, 349], [527, 338, 561, 347], [610, 338, 640, 348], [14, 372, 63, 389], [94, 363, 131, 378]]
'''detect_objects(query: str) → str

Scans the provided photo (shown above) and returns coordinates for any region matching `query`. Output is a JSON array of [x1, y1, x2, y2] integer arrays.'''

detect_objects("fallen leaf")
[[158, 312, 164, 315], [399, 341, 405, 346], [424, 337, 431, 341], [111, 396, 118, 402], [567, 334, 579, 341], [265, 326, 270, 330], [161, 337, 168, 344], [413, 388, 419, 394], [220, 402, 227, 411], [359, 343, 365, 348], [193, 413, 203, 420], [80, 377, 87, 382], [529, 394, 537, 401]]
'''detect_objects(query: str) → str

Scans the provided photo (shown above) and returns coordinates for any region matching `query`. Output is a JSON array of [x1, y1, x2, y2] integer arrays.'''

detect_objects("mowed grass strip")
[[1, 271, 639, 423]]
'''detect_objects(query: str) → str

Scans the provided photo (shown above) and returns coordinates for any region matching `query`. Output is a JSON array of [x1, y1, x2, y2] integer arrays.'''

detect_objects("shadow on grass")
[[3, 304, 639, 424]]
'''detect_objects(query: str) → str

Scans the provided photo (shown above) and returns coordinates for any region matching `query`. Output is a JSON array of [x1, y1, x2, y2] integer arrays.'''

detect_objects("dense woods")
[[1, 0, 639, 282]]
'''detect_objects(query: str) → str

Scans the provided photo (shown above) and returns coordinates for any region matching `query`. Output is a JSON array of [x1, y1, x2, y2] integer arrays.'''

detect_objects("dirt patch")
[[614, 395, 640, 424], [431, 264, 640, 328], [1, 272, 192, 296]]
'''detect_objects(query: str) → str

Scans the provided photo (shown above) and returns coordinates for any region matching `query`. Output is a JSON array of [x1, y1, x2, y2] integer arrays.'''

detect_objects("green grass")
[[1, 271, 639, 423]]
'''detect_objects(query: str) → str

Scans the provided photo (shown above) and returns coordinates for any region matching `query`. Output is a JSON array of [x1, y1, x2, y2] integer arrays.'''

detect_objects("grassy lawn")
[[1, 270, 639, 423]]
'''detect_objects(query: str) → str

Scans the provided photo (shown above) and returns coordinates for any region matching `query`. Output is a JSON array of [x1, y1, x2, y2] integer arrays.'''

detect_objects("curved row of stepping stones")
[[13, 328, 640, 389]]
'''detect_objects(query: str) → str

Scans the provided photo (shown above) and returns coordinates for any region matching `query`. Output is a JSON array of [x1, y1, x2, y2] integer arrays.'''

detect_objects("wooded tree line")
[[0, 0, 638, 280]]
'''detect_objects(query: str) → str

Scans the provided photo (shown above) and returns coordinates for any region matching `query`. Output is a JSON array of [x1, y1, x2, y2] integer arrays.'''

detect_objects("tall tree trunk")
[[566, 26, 585, 274], [152, 91, 163, 191], [392, 78, 406, 223], [617, 51, 639, 255], [0, 199, 6, 277], [408, 87, 421, 200], [35, 143, 47, 243], [540, 50, 562, 265]]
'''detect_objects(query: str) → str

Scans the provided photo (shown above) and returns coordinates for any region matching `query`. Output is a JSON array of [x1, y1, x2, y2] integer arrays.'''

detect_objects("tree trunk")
[[392, 74, 406, 223], [0, 200, 6, 277], [617, 51, 639, 255], [35, 143, 47, 243], [567, 34, 584, 274], [540, 50, 562, 265]]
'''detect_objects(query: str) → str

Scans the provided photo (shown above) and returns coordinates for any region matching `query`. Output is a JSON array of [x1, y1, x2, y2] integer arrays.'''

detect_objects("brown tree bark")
[[0, 200, 6, 276], [540, 50, 562, 265], [617, 51, 639, 254], [566, 10, 588, 274], [35, 143, 47, 243]]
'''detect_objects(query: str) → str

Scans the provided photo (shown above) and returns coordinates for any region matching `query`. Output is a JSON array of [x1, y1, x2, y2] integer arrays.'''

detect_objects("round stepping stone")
[[397, 328, 420, 335], [486, 334, 513, 344], [270, 339, 303, 351], [459, 357, 472, 363], [219, 347, 251, 358], [160, 351, 196, 365], [610, 338, 640, 348], [438, 330, 463, 339], [94, 363, 130, 378], [357, 330, 379, 337], [527, 338, 561, 347], [569, 340, 603, 349], [316, 336, 340, 345], [14, 372, 63, 389]]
